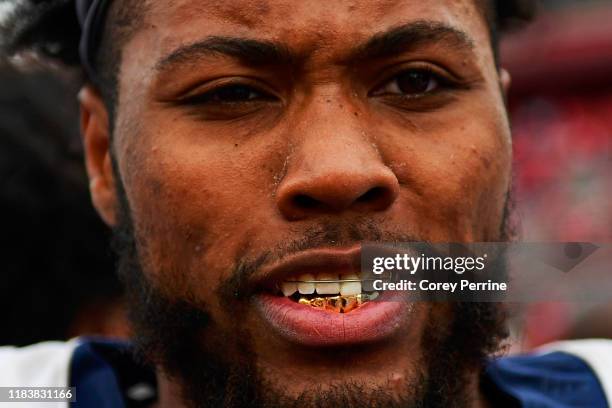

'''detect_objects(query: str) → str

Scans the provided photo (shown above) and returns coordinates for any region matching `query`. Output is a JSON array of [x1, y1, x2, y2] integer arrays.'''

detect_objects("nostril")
[[355, 186, 395, 210], [278, 175, 399, 219], [293, 194, 321, 209], [357, 186, 386, 203]]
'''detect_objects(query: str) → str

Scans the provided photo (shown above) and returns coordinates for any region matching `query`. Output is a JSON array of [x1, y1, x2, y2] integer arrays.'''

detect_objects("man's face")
[[87, 0, 511, 405]]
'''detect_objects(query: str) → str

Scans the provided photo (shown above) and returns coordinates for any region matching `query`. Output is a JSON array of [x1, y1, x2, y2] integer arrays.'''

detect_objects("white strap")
[[538, 339, 612, 406], [0, 339, 81, 408]]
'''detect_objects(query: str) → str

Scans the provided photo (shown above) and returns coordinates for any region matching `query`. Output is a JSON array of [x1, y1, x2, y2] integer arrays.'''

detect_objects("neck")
[[154, 370, 188, 408]]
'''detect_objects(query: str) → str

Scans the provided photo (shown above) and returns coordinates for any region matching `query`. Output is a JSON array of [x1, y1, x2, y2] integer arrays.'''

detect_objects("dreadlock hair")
[[0, 63, 122, 345], [1, 0, 144, 123]]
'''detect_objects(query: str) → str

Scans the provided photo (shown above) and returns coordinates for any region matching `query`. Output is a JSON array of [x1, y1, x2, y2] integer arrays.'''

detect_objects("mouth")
[[279, 266, 380, 313], [253, 245, 410, 347]]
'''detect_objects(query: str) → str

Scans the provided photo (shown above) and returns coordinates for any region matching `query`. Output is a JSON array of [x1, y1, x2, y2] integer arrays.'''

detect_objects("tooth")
[[315, 272, 340, 295], [281, 281, 297, 296], [340, 273, 362, 296], [297, 273, 315, 294]]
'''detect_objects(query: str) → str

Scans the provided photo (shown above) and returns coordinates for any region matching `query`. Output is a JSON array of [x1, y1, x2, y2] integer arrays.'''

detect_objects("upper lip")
[[255, 244, 362, 292]]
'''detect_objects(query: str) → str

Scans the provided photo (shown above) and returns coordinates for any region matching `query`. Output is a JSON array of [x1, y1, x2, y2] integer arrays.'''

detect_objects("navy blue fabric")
[[70, 339, 126, 408], [76, 0, 111, 82], [486, 351, 608, 408], [69, 338, 157, 408], [68, 339, 608, 407]]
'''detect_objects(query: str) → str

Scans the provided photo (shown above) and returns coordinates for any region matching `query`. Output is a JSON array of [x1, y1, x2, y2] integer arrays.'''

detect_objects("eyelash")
[[179, 66, 460, 109], [370, 66, 459, 99], [180, 84, 276, 106]]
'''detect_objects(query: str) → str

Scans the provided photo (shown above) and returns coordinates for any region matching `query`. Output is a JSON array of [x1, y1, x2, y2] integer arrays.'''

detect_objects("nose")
[[277, 170, 399, 220], [276, 125, 400, 221]]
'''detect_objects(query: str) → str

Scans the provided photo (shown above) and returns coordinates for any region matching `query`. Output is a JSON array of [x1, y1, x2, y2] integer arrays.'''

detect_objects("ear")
[[79, 85, 118, 226], [500, 68, 512, 95]]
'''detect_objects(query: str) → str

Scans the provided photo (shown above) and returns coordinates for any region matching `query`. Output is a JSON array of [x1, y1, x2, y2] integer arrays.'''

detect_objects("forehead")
[[137, 0, 489, 57]]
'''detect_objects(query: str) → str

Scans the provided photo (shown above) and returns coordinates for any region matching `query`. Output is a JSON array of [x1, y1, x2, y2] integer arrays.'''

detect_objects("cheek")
[[123, 150, 222, 294], [380, 96, 511, 240], [118, 119, 288, 294]]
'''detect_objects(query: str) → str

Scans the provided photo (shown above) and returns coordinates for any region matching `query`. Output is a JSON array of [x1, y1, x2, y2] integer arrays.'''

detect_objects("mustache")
[[217, 221, 420, 303]]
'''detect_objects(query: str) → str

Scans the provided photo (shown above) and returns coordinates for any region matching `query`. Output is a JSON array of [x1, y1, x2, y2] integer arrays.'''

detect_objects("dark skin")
[[79, 0, 512, 406]]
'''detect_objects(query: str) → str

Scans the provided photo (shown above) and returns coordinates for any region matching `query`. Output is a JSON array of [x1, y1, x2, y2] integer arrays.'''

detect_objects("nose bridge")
[[291, 89, 376, 172], [276, 90, 400, 220]]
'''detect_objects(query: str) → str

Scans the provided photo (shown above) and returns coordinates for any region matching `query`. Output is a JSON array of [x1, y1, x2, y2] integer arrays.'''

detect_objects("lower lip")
[[254, 291, 411, 347]]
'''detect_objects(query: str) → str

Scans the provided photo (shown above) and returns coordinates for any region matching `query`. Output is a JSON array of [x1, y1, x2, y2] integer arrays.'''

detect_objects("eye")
[[372, 69, 442, 97], [183, 84, 274, 105], [176, 81, 280, 121]]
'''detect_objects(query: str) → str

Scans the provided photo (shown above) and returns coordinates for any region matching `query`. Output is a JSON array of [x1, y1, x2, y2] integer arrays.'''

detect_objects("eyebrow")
[[155, 20, 474, 73], [155, 37, 294, 72], [349, 20, 475, 62]]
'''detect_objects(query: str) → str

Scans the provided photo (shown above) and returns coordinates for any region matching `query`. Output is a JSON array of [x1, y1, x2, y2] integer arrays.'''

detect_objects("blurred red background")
[[502, 0, 612, 350]]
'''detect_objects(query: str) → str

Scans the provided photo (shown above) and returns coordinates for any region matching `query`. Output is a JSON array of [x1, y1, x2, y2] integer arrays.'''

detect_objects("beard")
[[112, 182, 510, 408]]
